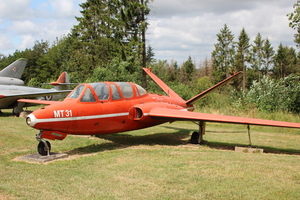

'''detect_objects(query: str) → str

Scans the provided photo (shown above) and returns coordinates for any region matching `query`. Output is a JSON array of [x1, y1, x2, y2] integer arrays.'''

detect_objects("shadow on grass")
[[67, 129, 191, 156], [0, 112, 16, 117], [206, 141, 300, 156], [66, 125, 299, 156]]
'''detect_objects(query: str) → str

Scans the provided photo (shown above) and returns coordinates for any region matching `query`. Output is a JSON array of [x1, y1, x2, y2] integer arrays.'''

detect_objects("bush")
[[231, 74, 300, 113]]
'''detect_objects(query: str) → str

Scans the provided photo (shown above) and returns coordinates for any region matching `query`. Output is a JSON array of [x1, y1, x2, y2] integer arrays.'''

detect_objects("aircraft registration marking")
[[54, 110, 73, 118]]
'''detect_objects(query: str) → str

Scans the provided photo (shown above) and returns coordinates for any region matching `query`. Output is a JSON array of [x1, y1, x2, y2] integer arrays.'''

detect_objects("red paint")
[[21, 68, 300, 142]]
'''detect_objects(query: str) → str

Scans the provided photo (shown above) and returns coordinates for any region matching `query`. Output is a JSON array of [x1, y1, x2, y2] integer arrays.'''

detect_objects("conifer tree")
[[211, 24, 235, 82], [248, 33, 265, 83], [68, 0, 151, 81], [274, 44, 297, 78], [183, 56, 195, 82], [235, 28, 250, 89], [262, 38, 275, 75], [251, 33, 264, 72]]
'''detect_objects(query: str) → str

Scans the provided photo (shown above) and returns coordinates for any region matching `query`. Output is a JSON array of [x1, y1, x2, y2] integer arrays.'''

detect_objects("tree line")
[[1, 0, 300, 113], [0, 0, 151, 86], [211, 24, 299, 90]]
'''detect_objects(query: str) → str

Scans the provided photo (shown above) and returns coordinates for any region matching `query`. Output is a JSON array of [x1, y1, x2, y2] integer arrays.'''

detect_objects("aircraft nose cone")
[[26, 113, 37, 127]]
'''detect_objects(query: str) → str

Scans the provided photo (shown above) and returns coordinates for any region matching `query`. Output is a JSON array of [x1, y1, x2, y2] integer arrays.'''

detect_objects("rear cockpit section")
[[91, 83, 109, 100], [115, 82, 132, 98], [80, 88, 96, 102], [67, 82, 148, 102]]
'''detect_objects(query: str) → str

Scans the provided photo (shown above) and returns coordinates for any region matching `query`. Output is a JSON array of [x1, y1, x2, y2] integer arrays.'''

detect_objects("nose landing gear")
[[36, 131, 51, 156]]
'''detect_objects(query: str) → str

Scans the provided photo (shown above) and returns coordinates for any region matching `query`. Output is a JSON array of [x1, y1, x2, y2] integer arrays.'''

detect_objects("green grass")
[[0, 108, 300, 200]]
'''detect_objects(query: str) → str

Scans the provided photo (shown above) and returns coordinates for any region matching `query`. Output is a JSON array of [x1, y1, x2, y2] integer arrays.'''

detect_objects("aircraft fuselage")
[[26, 82, 188, 140]]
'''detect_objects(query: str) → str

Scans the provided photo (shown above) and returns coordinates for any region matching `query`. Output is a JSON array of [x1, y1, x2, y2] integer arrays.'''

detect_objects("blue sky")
[[0, 0, 297, 64]]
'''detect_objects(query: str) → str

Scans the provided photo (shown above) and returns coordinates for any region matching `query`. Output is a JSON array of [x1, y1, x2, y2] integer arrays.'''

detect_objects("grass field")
[[0, 109, 300, 200]]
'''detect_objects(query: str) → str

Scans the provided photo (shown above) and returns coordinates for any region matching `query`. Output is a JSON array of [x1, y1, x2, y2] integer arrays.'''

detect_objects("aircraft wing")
[[17, 99, 59, 105], [0, 90, 71, 100], [148, 108, 300, 129], [0, 91, 70, 106]]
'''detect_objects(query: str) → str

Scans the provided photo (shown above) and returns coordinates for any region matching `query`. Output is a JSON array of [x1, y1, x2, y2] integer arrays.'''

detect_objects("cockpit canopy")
[[67, 82, 147, 102]]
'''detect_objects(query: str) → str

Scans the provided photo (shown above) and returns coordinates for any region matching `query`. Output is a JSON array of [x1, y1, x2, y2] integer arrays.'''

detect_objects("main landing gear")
[[190, 121, 206, 144], [36, 131, 51, 156]]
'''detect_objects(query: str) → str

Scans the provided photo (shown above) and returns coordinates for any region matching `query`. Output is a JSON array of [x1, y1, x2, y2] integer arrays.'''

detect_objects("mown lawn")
[[0, 109, 300, 200]]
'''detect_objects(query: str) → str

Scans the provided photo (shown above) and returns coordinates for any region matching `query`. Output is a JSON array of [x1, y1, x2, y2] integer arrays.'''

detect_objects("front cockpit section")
[[66, 82, 148, 102]]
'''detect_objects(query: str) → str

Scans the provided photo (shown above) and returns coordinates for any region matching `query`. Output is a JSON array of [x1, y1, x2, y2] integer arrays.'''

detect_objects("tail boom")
[[186, 72, 242, 105], [143, 68, 184, 102]]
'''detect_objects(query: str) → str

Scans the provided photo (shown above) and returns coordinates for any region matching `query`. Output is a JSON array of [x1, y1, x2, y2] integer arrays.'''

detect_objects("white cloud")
[[10, 20, 40, 35], [147, 0, 297, 64], [0, 0, 84, 54], [0, 34, 14, 51], [0, 0, 297, 64], [0, 0, 33, 20], [18, 35, 35, 50], [50, 0, 82, 18]]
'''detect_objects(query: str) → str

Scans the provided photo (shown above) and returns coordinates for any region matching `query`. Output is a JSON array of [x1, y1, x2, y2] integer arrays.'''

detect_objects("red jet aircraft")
[[19, 68, 300, 156]]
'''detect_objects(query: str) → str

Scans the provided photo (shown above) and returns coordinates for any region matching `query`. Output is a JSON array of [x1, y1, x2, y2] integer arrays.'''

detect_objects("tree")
[[146, 44, 155, 64], [107, 0, 152, 87], [199, 57, 213, 78], [287, 0, 300, 47], [235, 28, 251, 89], [211, 24, 235, 82], [251, 33, 264, 74], [247, 33, 265, 85], [262, 38, 275, 75], [274, 44, 297, 78], [69, 0, 152, 82], [22, 40, 50, 85], [182, 56, 195, 82]]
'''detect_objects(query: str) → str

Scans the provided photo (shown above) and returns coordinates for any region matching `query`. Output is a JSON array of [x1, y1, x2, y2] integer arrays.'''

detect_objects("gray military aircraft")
[[0, 71, 72, 115], [0, 58, 28, 85]]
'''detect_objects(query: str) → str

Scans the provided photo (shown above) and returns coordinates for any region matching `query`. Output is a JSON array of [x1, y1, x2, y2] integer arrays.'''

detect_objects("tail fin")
[[143, 68, 185, 102], [50, 71, 69, 85], [51, 72, 71, 91], [0, 58, 28, 78], [186, 72, 242, 105], [41, 72, 77, 91]]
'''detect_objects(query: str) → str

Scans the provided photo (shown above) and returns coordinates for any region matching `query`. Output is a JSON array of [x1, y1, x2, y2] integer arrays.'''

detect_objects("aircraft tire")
[[37, 141, 51, 156], [190, 132, 200, 144]]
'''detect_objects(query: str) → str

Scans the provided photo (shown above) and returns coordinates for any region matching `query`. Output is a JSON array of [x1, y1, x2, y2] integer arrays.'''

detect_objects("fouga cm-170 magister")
[[19, 68, 300, 156]]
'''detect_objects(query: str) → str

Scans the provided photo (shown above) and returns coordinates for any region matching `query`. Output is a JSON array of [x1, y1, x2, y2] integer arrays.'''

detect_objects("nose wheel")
[[37, 141, 51, 156], [36, 131, 51, 156]]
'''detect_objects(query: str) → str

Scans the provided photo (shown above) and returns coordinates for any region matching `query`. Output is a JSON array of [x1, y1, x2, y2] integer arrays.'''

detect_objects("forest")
[[1, 0, 300, 113]]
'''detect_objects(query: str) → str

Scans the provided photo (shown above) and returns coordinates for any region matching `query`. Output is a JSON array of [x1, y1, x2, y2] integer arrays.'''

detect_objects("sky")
[[0, 0, 298, 65]]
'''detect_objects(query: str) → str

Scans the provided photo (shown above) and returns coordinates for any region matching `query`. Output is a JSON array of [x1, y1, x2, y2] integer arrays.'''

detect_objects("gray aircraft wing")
[[0, 88, 71, 110], [0, 90, 71, 100]]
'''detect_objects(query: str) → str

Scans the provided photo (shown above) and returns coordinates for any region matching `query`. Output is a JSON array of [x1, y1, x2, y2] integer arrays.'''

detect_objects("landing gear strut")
[[36, 131, 51, 156], [190, 121, 206, 144]]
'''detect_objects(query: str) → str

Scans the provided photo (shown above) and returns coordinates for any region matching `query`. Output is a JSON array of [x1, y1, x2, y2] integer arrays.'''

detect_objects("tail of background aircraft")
[[42, 71, 77, 90], [38, 72, 75, 101], [143, 68, 242, 106], [49, 71, 71, 91], [0, 58, 28, 78]]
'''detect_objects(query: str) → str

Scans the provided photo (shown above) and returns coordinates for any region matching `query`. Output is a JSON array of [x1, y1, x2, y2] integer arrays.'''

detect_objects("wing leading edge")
[[148, 108, 300, 129], [0, 90, 71, 100]]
